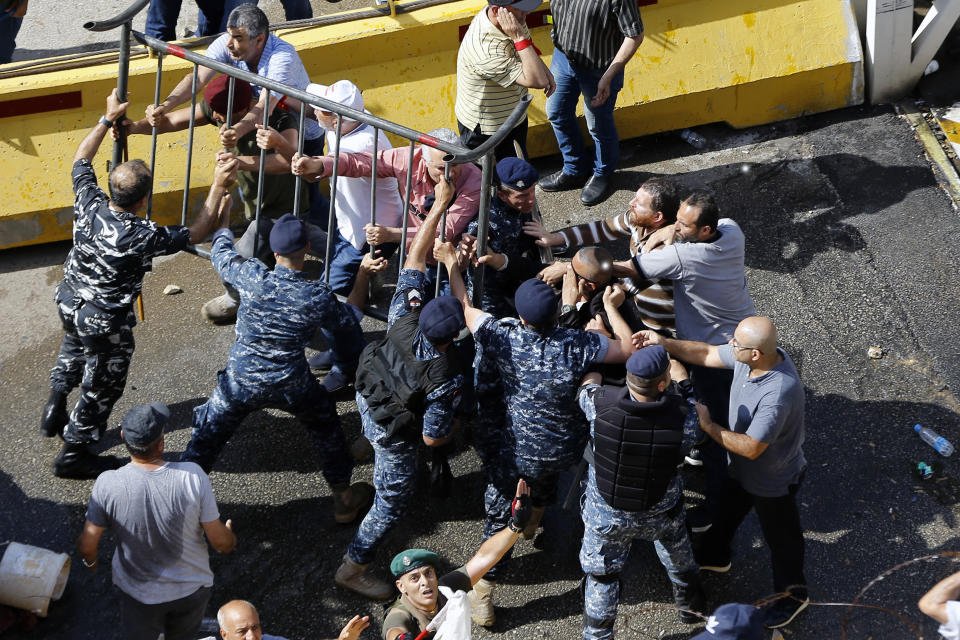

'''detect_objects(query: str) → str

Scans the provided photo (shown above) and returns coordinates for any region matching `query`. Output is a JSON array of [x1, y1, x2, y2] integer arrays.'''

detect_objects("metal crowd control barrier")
[[126, 30, 531, 318]]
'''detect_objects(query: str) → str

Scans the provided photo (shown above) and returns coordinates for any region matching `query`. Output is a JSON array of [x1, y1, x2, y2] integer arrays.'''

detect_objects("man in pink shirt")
[[292, 127, 481, 260]]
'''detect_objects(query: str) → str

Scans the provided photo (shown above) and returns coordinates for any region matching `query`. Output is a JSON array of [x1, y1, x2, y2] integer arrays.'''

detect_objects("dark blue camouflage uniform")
[[577, 383, 699, 640], [346, 269, 463, 565], [465, 195, 540, 318], [181, 229, 360, 484], [51, 159, 190, 445], [472, 315, 608, 504]]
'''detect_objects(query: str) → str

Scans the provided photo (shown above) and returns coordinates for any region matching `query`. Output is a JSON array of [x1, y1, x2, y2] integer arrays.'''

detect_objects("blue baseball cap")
[[514, 278, 557, 325], [496, 157, 539, 191], [691, 603, 764, 640], [626, 346, 670, 378], [418, 296, 465, 344], [120, 402, 170, 447], [488, 0, 542, 13], [269, 213, 309, 255]]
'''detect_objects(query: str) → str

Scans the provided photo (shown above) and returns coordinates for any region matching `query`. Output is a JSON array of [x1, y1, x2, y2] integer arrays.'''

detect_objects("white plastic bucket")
[[0, 542, 71, 617]]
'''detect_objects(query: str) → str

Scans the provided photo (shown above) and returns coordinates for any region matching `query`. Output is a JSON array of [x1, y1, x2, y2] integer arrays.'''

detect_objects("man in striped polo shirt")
[[455, 0, 555, 161], [523, 177, 681, 336], [540, 0, 644, 206]]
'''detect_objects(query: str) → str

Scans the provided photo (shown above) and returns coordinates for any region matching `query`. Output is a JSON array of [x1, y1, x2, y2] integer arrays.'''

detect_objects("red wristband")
[[277, 95, 289, 111], [514, 38, 540, 55]]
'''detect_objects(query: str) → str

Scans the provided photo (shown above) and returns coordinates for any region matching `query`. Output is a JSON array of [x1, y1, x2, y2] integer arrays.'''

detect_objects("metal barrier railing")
[[128, 30, 531, 315]]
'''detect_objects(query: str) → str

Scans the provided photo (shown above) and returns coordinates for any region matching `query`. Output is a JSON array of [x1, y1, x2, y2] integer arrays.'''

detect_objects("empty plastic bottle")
[[914, 424, 954, 457], [680, 129, 707, 150]]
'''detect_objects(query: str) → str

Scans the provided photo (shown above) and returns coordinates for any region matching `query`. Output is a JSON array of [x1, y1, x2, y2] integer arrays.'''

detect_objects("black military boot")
[[40, 389, 69, 438], [52, 443, 123, 479], [673, 576, 707, 624]]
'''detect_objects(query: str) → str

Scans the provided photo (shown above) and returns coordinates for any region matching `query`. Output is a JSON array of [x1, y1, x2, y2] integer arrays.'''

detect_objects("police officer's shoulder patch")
[[407, 289, 422, 309]]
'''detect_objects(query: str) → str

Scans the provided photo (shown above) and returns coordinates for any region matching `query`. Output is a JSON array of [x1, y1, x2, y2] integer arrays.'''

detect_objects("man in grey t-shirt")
[[615, 190, 757, 527], [636, 317, 808, 631], [78, 402, 237, 640]]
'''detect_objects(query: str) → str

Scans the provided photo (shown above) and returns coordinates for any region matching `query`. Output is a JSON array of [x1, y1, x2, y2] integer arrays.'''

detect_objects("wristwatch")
[[98, 116, 114, 128]]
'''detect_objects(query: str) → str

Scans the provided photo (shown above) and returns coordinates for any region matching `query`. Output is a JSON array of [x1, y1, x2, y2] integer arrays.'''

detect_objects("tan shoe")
[[334, 554, 395, 600], [522, 506, 545, 540], [200, 294, 239, 324], [468, 578, 496, 626], [333, 482, 374, 524], [350, 436, 374, 463]]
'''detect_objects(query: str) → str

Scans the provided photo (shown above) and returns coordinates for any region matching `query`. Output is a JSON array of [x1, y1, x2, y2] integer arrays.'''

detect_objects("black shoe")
[[40, 390, 69, 438], [320, 370, 352, 395], [539, 170, 588, 192], [685, 507, 713, 534], [763, 593, 809, 629], [694, 545, 732, 573], [580, 175, 610, 206], [307, 349, 334, 373], [672, 579, 707, 624], [53, 443, 124, 479]]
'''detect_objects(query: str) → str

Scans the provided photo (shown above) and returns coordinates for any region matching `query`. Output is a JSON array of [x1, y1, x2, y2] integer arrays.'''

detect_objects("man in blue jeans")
[[146, 0, 313, 42], [0, 0, 26, 64], [540, 0, 644, 206]]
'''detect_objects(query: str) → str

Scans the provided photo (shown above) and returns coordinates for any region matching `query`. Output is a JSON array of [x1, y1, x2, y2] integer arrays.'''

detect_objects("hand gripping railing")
[[84, 0, 152, 174], [129, 30, 531, 315]]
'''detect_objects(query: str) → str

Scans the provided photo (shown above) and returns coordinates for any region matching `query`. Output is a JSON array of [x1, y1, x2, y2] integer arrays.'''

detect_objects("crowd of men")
[[40, 1, 811, 639]]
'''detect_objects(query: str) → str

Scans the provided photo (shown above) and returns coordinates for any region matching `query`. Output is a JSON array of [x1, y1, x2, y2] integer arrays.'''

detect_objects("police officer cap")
[[496, 157, 539, 191], [514, 278, 557, 325], [418, 296, 465, 344], [390, 548, 442, 578], [269, 213, 309, 255], [626, 346, 670, 379], [121, 402, 170, 447], [690, 603, 764, 640]]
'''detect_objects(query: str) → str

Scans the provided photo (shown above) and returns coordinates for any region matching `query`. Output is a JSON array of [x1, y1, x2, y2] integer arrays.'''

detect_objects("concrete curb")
[[896, 99, 960, 209]]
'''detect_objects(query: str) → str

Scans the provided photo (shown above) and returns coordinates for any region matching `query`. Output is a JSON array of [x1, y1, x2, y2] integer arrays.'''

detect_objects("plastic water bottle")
[[680, 129, 707, 150], [914, 424, 954, 457]]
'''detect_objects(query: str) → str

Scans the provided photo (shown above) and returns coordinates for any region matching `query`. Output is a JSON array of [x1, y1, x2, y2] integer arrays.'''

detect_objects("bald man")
[[208, 600, 369, 640], [635, 317, 809, 630], [559, 247, 644, 337]]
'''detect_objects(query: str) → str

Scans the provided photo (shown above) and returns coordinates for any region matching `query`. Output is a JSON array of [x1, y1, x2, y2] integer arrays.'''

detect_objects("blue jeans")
[[545, 47, 624, 178], [280, 0, 312, 20], [0, 13, 23, 64], [145, 0, 255, 40]]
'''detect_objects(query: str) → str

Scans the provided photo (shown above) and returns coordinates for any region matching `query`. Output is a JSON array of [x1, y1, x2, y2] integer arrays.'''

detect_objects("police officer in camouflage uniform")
[[181, 212, 373, 524], [577, 346, 705, 639], [334, 174, 465, 601], [42, 89, 235, 479], [435, 241, 635, 624]]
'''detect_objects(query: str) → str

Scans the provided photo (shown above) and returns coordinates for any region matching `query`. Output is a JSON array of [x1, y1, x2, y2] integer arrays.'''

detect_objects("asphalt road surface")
[[2, 99, 960, 639]]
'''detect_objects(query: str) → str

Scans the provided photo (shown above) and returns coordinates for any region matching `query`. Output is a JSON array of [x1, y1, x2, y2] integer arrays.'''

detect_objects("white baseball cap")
[[305, 80, 364, 116]]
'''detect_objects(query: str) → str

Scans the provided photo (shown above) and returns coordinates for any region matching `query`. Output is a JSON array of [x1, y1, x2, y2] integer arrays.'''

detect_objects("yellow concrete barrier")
[[0, 0, 862, 250]]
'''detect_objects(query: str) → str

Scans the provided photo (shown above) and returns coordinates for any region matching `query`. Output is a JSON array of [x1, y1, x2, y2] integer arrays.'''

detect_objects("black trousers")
[[689, 365, 734, 525], [458, 118, 529, 163], [705, 474, 807, 594]]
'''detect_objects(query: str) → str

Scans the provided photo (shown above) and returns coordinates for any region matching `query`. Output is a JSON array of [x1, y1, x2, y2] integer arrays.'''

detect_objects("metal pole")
[[293, 106, 307, 218], [367, 127, 379, 256], [225, 76, 236, 138], [397, 141, 415, 274], [181, 64, 199, 226], [323, 114, 342, 282], [112, 21, 133, 170], [471, 151, 494, 308], [434, 161, 451, 298], [146, 51, 162, 220], [252, 97, 270, 259]]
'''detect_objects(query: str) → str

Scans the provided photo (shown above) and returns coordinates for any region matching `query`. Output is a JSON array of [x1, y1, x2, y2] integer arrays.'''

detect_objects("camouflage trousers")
[[473, 364, 517, 581], [580, 469, 698, 640], [347, 397, 419, 565], [50, 287, 136, 445], [182, 365, 352, 486]]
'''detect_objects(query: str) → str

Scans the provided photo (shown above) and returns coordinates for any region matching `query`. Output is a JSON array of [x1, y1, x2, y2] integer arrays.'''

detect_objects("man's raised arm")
[[75, 90, 128, 163]]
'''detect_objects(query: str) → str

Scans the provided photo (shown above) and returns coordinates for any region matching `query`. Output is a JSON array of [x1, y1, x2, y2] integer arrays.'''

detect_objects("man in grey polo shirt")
[[78, 402, 237, 640], [635, 316, 808, 630], [615, 190, 756, 529]]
